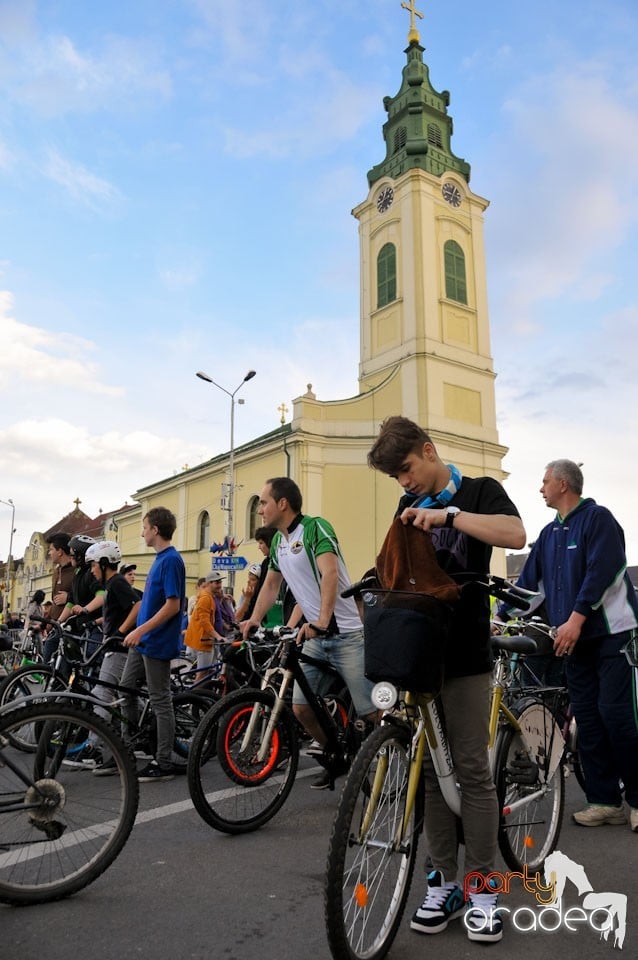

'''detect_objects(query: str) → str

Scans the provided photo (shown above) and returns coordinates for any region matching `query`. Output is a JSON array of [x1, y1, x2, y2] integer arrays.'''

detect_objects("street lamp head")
[[196, 371, 213, 383], [244, 370, 257, 382]]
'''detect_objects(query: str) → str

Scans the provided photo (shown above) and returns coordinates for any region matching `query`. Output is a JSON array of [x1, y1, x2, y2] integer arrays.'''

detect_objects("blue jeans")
[[566, 631, 638, 808], [292, 628, 374, 718]]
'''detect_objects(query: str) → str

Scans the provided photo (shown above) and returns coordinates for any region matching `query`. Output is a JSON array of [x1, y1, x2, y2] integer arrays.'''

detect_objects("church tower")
[[353, 2, 506, 473]]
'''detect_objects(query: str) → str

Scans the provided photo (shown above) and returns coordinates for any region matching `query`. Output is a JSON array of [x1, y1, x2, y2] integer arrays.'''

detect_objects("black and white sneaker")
[[137, 760, 176, 782], [62, 744, 102, 768], [465, 877, 503, 943], [410, 870, 466, 935]]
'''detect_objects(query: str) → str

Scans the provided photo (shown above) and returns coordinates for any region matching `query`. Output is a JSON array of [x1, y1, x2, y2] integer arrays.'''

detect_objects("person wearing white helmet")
[[66, 541, 142, 772]]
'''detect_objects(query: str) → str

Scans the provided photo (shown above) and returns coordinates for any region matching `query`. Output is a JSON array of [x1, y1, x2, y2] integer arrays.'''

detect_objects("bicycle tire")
[[495, 698, 565, 872], [0, 664, 64, 752], [187, 687, 299, 834], [0, 699, 139, 905], [325, 722, 421, 960]]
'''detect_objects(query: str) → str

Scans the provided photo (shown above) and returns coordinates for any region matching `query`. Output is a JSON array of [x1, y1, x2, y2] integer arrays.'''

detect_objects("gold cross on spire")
[[401, 0, 424, 44], [277, 402, 289, 425]]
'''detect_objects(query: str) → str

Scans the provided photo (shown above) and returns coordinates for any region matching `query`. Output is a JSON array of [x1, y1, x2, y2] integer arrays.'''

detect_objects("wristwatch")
[[445, 507, 461, 528]]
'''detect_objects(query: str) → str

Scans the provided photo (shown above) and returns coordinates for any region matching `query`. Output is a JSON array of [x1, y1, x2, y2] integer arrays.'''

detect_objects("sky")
[[1, 0, 638, 563]]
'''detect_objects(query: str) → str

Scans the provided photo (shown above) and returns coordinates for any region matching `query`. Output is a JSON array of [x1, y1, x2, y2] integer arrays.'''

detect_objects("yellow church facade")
[[113, 22, 509, 591]]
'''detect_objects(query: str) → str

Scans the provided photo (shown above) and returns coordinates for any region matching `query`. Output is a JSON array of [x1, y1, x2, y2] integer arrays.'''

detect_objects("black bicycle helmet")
[[68, 534, 96, 561]]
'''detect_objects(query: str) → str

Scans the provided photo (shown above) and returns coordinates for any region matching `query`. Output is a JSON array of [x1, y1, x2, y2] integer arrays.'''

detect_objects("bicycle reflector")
[[371, 681, 398, 711]]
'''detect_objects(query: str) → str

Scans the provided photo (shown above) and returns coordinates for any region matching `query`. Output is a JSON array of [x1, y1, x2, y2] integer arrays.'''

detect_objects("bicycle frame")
[[240, 634, 352, 765]]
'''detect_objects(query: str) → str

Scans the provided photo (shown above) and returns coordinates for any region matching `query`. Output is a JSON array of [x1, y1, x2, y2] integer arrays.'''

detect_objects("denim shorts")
[[292, 628, 375, 717]]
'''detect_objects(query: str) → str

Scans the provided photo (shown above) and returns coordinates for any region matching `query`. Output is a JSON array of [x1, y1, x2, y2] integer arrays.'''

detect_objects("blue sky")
[[2, 0, 638, 562]]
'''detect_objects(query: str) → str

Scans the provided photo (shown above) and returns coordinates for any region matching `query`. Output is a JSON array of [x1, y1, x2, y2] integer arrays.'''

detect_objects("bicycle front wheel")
[[495, 698, 565, 872], [187, 687, 299, 834], [0, 665, 63, 752], [325, 722, 421, 960], [0, 700, 139, 905]]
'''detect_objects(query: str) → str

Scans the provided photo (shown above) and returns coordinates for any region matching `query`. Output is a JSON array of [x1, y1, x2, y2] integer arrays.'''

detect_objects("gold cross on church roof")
[[401, 0, 424, 44]]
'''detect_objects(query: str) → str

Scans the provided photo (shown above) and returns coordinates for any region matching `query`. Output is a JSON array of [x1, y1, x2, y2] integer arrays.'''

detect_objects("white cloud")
[[7, 31, 172, 117], [42, 147, 122, 211], [490, 62, 638, 330], [0, 291, 123, 396]]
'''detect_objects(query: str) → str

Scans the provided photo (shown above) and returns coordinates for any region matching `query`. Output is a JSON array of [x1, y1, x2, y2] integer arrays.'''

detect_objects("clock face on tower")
[[376, 185, 394, 213], [441, 182, 462, 208]]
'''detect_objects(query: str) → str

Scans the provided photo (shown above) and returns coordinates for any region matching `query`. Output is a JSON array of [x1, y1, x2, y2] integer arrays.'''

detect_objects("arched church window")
[[444, 240, 467, 305], [198, 511, 210, 551], [427, 124, 443, 148], [377, 243, 397, 309], [247, 496, 260, 540], [393, 126, 407, 154]]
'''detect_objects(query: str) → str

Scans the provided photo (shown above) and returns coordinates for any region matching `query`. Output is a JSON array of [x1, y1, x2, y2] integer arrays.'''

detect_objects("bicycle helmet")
[[68, 534, 96, 560], [86, 540, 122, 567]]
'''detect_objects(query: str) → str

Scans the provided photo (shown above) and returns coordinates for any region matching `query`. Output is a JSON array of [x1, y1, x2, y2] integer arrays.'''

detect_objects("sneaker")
[[572, 803, 627, 827], [62, 743, 102, 768], [410, 870, 465, 935], [630, 808, 638, 833], [93, 757, 119, 777], [304, 739, 323, 758], [137, 760, 176, 782], [133, 741, 154, 760], [465, 877, 503, 943], [310, 769, 332, 790]]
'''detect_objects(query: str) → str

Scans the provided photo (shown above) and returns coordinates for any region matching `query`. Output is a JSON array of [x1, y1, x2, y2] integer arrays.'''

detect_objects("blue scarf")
[[404, 464, 463, 510]]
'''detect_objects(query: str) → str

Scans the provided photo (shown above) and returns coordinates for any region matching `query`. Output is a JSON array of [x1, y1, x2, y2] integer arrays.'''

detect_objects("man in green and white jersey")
[[241, 476, 375, 789]]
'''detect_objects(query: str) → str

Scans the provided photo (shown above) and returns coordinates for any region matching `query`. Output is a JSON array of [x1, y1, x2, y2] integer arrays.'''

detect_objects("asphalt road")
[[1, 757, 634, 960]]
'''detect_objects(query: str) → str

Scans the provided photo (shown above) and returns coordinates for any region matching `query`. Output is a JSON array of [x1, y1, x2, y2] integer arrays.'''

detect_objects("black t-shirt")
[[397, 476, 521, 678], [103, 574, 140, 638], [70, 566, 102, 608]]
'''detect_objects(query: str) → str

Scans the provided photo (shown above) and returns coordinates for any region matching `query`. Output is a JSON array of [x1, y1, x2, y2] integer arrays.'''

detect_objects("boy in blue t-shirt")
[[122, 506, 186, 781]]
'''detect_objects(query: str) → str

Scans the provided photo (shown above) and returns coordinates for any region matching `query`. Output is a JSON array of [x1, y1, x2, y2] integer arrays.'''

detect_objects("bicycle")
[[0, 616, 211, 764], [491, 614, 584, 791], [0, 693, 138, 905], [187, 625, 365, 835], [324, 575, 565, 960]]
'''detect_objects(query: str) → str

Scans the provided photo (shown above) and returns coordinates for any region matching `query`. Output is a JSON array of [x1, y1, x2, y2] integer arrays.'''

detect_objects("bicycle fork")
[[240, 669, 292, 764]]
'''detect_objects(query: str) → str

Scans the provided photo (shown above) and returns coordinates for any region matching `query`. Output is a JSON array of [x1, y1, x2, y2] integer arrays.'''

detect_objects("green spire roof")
[[367, 40, 470, 187]]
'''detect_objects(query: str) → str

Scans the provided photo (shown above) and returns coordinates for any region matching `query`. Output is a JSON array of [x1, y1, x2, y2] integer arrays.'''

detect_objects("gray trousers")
[[88, 650, 129, 747], [120, 647, 175, 768], [422, 671, 498, 880]]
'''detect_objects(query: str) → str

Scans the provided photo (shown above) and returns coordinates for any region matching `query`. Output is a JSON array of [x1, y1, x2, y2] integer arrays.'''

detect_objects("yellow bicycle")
[[324, 577, 565, 960]]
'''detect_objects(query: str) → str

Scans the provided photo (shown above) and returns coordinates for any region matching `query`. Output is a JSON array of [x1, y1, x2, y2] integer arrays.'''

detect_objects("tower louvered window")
[[444, 240, 467, 304], [377, 243, 397, 308]]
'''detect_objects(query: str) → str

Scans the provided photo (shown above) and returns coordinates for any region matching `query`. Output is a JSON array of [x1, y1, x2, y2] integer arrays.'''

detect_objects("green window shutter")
[[377, 243, 397, 308], [444, 240, 467, 304]]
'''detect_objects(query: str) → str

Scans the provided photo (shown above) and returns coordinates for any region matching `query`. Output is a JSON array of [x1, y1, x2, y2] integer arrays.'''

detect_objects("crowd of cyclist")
[[1, 416, 637, 948]]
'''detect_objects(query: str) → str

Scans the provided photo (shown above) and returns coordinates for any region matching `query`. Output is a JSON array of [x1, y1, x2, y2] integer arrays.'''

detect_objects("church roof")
[[43, 500, 131, 541]]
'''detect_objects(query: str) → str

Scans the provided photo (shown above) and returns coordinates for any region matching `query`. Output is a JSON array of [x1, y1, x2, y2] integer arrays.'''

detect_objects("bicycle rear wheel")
[[187, 687, 298, 834], [495, 698, 564, 872], [325, 723, 420, 960], [0, 700, 139, 904]]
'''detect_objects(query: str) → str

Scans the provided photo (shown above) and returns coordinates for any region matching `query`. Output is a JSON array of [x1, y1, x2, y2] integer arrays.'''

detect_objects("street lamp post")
[[196, 370, 256, 591], [0, 498, 15, 615]]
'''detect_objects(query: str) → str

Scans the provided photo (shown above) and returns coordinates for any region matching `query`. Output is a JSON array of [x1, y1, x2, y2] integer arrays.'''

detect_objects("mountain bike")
[[187, 625, 366, 834], [0, 694, 138, 905], [0, 616, 211, 764], [324, 576, 565, 960]]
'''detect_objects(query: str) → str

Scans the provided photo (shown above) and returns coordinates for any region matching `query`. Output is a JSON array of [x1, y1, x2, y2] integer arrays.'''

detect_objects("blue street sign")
[[211, 556, 248, 571]]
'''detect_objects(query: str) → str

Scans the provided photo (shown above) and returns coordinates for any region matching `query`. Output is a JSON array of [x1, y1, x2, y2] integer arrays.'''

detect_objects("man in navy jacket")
[[515, 459, 638, 831]]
